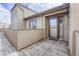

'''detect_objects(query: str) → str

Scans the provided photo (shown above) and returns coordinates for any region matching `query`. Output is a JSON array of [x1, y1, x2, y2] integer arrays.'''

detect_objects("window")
[[50, 18, 57, 27], [30, 19, 37, 29]]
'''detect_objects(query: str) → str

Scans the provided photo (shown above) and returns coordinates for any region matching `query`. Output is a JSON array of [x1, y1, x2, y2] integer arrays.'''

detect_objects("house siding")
[[25, 16, 43, 29], [11, 4, 36, 30], [11, 6, 18, 30], [18, 4, 36, 18], [69, 3, 79, 55]]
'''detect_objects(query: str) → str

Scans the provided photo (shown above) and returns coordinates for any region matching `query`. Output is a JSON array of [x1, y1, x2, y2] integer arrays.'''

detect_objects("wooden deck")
[[0, 32, 69, 56]]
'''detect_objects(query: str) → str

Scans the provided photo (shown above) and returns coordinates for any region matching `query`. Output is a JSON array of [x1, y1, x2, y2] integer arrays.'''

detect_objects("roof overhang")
[[24, 3, 70, 20]]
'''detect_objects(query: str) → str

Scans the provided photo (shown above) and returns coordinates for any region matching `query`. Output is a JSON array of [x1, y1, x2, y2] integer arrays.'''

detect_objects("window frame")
[[30, 19, 37, 29]]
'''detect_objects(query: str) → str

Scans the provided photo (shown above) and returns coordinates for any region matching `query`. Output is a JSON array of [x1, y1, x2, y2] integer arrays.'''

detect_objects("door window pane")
[[50, 18, 57, 27]]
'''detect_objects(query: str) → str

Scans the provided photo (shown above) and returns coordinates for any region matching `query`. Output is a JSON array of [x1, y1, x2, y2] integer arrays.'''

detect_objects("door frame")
[[44, 13, 68, 40], [48, 16, 59, 39]]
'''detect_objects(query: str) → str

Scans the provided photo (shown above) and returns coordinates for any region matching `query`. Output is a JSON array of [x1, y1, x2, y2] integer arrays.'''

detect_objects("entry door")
[[49, 17, 58, 39]]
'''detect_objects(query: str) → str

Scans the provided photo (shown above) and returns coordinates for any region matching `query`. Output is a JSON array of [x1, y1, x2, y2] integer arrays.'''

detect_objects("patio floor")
[[0, 32, 69, 56]]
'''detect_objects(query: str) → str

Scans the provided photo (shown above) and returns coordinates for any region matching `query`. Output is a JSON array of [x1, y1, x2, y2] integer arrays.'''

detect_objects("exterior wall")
[[26, 16, 43, 29], [42, 16, 46, 39], [37, 16, 43, 28], [11, 6, 25, 30], [69, 3, 79, 55], [63, 14, 69, 42], [18, 5, 36, 18], [26, 20, 30, 29], [11, 6, 18, 30], [16, 6, 25, 30], [11, 4, 36, 30]]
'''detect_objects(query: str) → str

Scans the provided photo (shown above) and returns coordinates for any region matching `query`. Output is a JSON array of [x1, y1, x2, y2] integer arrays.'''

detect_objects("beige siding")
[[69, 3, 79, 55], [26, 16, 43, 29], [11, 4, 36, 30], [42, 16, 46, 39], [11, 6, 18, 30], [17, 6, 25, 30], [37, 16, 43, 28], [63, 15, 69, 42], [11, 6, 25, 30], [18, 5, 36, 18], [26, 20, 30, 29]]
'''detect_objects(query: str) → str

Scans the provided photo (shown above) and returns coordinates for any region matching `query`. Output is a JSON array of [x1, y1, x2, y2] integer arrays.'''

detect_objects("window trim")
[[30, 19, 37, 29]]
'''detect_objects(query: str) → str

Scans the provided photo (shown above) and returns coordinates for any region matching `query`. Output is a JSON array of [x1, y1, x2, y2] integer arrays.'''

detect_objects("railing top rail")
[[16, 28, 43, 31]]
